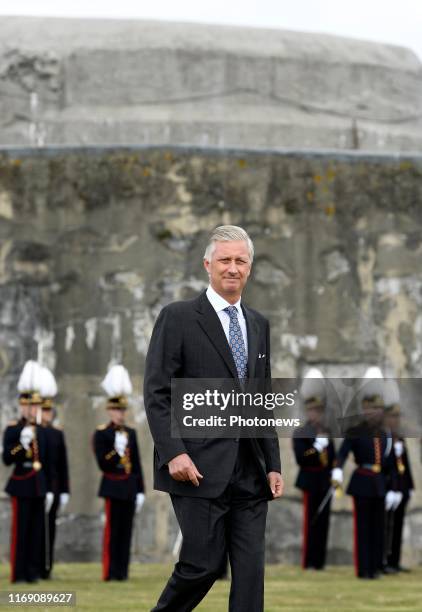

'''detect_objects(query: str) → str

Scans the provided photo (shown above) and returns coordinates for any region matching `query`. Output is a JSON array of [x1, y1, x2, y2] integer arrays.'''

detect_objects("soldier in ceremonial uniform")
[[293, 369, 336, 570], [2, 361, 53, 583], [39, 367, 71, 579], [332, 368, 396, 579], [383, 380, 415, 573], [93, 365, 145, 581]]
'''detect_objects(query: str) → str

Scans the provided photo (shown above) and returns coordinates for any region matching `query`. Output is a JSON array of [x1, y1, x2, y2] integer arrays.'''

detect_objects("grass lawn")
[[0, 563, 421, 611]]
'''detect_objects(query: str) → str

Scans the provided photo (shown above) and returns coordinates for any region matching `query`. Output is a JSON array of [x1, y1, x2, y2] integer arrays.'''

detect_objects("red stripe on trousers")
[[102, 499, 111, 581], [302, 491, 309, 569], [10, 497, 18, 583], [352, 497, 359, 576]]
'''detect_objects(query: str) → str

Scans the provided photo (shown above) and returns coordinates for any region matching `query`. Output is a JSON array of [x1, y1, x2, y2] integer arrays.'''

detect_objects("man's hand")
[[313, 436, 329, 453], [45, 492, 54, 513], [135, 492, 145, 513], [168, 453, 203, 487], [267, 472, 284, 499], [20, 425, 34, 450], [331, 467, 343, 488], [59, 493, 70, 510], [114, 431, 128, 457]]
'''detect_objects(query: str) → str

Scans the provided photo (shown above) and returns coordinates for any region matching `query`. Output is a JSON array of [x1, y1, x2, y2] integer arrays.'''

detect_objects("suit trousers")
[[152, 440, 269, 612]]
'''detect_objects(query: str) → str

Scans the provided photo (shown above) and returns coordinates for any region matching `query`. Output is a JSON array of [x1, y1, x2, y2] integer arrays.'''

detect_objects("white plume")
[[39, 367, 58, 398], [364, 367, 383, 379], [17, 360, 42, 393], [304, 368, 324, 379], [101, 365, 133, 397], [359, 366, 384, 400], [384, 379, 400, 407], [300, 368, 325, 401]]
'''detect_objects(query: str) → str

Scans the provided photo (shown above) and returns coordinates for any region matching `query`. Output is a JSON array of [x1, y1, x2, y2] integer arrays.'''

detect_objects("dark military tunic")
[[93, 422, 145, 580]]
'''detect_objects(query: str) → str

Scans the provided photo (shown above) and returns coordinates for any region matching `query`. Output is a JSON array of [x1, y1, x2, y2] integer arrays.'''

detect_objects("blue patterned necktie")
[[224, 305, 248, 379]]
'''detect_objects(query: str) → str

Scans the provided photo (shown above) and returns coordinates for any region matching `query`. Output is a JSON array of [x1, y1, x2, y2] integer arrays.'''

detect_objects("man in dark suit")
[[144, 225, 283, 612]]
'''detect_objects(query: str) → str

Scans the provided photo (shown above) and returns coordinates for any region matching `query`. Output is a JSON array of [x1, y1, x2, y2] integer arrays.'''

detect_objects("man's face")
[[307, 406, 324, 426], [42, 409, 54, 426], [204, 240, 251, 302], [28, 403, 40, 424], [384, 412, 400, 434], [108, 408, 125, 426], [362, 402, 384, 426], [19, 402, 30, 421]]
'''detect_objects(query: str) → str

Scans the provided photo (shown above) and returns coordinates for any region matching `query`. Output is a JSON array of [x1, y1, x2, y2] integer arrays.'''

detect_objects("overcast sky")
[[2, 0, 422, 60]]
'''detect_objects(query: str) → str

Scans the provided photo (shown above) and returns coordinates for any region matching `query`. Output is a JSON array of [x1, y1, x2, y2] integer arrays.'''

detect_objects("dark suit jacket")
[[144, 290, 281, 499], [93, 422, 145, 500]]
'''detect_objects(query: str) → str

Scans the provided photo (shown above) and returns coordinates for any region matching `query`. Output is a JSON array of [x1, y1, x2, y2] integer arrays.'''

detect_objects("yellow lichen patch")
[[313, 174, 322, 183], [164, 152, 173, 161], [237, 159, 247, 168], [143, 168, 151, 177], [324, 204, 336, 217], [399, 160, 413, 171], [306, 191, 314, 202], [326, 167, 336, 181], [10, 159, 21, 167]]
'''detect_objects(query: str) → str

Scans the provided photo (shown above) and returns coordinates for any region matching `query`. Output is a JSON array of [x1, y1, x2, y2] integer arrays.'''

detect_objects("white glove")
[[331, 467, 343, 486], [45, 492, 54, 513], [60, 493, 70, 509], [313, 437, 329, 453], [392, 491, 403, 511], [135, 493, 145, 514], [114, 431, 128, 457], [385, 490, 396, 511], [394, 441, 404, 457], [20, 426, 34, 450]]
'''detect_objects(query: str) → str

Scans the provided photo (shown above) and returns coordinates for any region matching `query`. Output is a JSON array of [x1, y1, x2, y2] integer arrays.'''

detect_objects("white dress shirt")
[[206, 285, 248, 357]]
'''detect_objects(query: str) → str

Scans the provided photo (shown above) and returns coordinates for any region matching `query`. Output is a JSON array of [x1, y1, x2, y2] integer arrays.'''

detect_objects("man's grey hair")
[[203, 225, 254, 263]]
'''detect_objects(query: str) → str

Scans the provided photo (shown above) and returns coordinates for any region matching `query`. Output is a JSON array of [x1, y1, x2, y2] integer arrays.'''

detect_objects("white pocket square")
[[258, 353, 266, 359]]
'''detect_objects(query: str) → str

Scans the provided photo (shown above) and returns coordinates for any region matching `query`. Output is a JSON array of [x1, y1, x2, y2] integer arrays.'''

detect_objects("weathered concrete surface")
[[0, 17, 422, 151], [0, 146, 421, 565]]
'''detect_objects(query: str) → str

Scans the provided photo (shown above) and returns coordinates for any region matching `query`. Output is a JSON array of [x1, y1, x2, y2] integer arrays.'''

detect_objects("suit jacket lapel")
[[242, 304, 259, 379], [195, 292, 238, 379]]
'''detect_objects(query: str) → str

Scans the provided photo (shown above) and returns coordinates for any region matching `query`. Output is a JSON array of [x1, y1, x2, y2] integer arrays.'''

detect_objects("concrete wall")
[[0, 17, 422, 151], [0, 146, 421, 564]]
